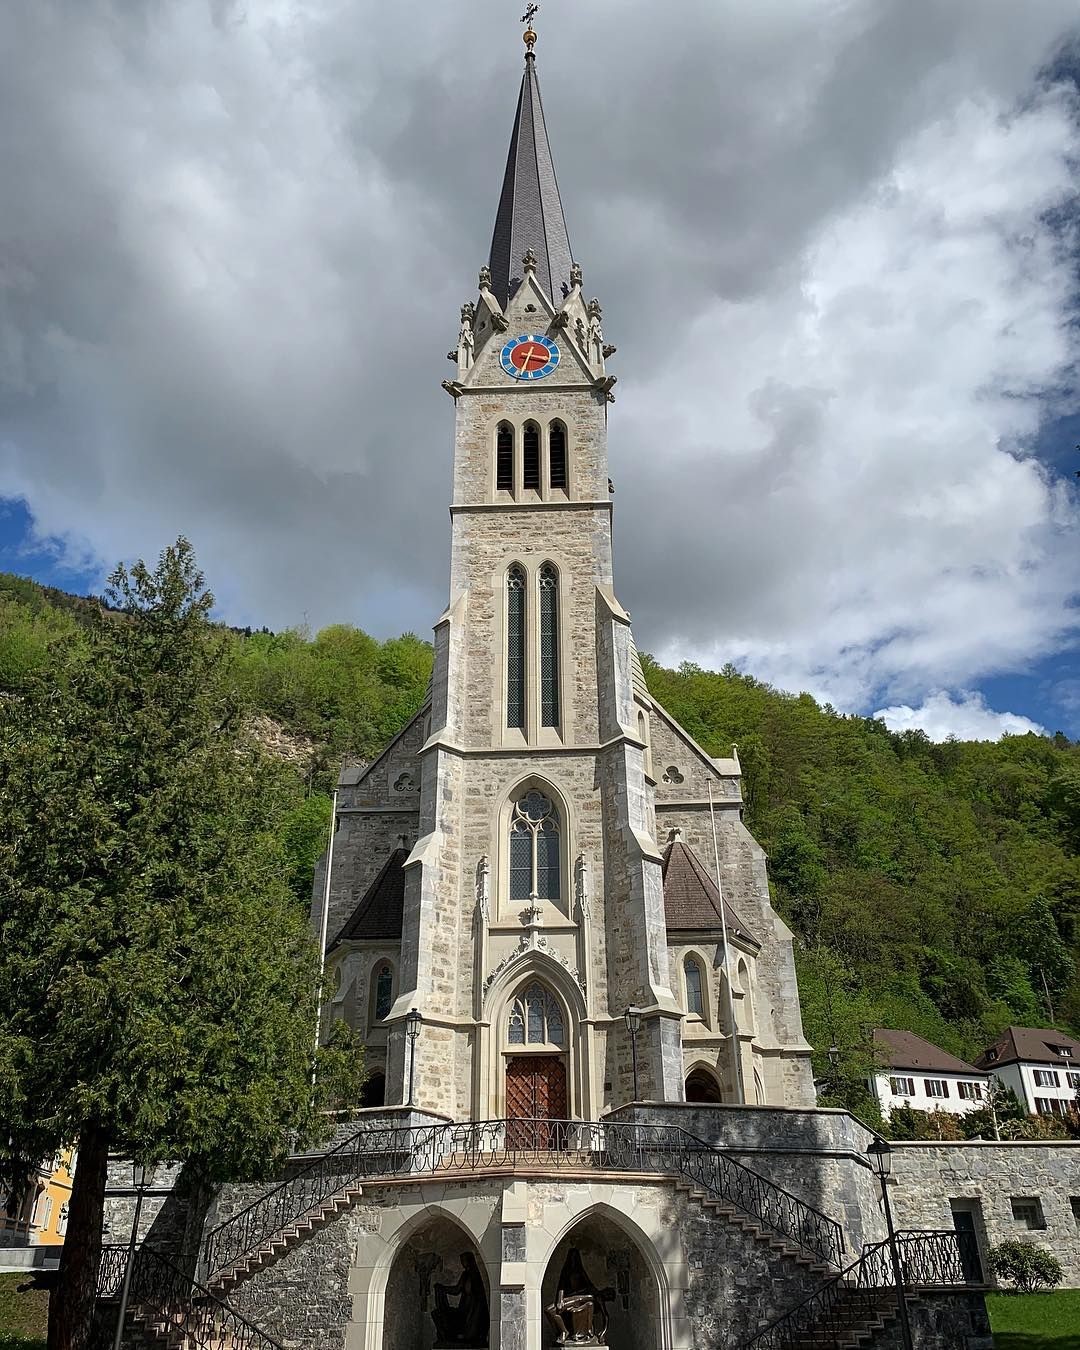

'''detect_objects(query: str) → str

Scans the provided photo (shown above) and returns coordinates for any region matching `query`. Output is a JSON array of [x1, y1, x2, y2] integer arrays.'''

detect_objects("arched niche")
[[382, 1213, 491, 1350], [541, 1209, 663, 1350], [685, 1065, 724, 1104], [360, 1072, 386, 1108]]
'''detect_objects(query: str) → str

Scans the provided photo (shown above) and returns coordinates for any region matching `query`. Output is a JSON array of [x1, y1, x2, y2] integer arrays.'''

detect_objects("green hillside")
[[3, 569, 1079, 1115]]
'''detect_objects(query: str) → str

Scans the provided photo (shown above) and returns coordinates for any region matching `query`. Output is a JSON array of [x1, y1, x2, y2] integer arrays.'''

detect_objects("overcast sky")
[[2, 0, 1080, 740]]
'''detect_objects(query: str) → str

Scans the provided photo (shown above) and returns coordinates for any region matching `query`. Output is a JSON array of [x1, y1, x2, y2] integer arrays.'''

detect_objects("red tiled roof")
[[975, 1025, 1080, 1070], [873, 1028, 986, 1076], [331, 849, 409, 946], [661, 838, 759, 944]]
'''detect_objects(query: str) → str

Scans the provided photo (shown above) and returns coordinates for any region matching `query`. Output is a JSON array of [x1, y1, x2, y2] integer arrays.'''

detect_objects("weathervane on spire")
[[521, 3, 539, 53]]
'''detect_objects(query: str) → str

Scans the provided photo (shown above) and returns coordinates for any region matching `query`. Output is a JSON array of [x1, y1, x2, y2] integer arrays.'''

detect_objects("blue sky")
[[1, 1, 1079, 743]]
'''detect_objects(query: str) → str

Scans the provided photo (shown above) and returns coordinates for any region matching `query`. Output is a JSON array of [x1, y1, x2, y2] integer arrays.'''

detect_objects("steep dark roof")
[[488, 51, 573, 307], [331, 849, 408, 946], [873, 1029, 986, 1076], [661, 838, 759, 944], [975, 1025, 1080, 1070]]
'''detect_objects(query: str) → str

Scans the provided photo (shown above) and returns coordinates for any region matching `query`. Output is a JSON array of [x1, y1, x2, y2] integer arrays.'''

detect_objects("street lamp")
[[867, 1138, 913, 1350], [623, 1007, 642, 1102], [405, 1008, 423, 1107], [113, 1162, 151, 1350]]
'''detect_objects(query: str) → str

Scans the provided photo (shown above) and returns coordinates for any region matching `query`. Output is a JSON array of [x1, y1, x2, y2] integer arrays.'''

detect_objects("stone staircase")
[[672, 1178, 834, 1277]]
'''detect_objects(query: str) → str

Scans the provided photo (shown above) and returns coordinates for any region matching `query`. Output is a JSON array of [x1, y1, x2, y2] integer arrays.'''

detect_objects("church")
[[319, 19, 815, 1125], [100, 22, 1018, 1350]]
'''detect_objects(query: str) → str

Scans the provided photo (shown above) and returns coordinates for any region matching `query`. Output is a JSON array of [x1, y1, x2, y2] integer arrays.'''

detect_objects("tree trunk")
[[48, 1124, 110, 1350]]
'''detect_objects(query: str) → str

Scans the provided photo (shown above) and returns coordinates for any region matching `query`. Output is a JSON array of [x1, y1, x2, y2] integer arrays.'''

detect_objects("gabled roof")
[[661, 836, 759, 945], [873, 1029, 986, 1076], [488, 48, 573, 308], [330, 849, 408, 947], [975, 1025, 1080, 1070]]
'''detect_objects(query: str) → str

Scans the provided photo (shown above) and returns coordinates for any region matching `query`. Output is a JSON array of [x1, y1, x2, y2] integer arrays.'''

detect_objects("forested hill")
[[4, 569, 1080, 1084]]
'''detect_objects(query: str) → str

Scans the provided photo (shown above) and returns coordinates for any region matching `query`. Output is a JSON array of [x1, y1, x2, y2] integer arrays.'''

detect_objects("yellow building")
[[0, 1148, 75, 1247]]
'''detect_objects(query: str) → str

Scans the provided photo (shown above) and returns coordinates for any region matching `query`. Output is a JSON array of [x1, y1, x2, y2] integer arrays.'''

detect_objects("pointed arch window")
[[549, 421, 567, 491], [507, 565, 526, 730], [509, 789, 561, 901], [507, 982, 565, 1047], [497, 422, 515, 492], [374, 963, 394, 1021], [523, 422, 541, 490], [539, 563, 560, 727], [684, 956, 705, 1018]]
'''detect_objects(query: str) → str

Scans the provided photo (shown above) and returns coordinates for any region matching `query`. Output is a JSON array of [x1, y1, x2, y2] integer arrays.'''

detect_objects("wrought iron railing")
[[741, 1229, 982, 1350], [203, 1117, 844, 1280], [96, 1243, 283, 1350]]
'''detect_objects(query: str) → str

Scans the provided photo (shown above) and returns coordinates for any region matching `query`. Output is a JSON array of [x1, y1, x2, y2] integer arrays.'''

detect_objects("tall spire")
[[488, 23, 573, 308]]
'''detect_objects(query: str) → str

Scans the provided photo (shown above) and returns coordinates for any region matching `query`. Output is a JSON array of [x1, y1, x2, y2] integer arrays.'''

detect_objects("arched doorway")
[[360, 1072, 386, 1108], [685, 1067, 723, 1103], [382, 1214, 490, 1350], [504, 981, 569, 1145], [541, 1211, 662, 1350]]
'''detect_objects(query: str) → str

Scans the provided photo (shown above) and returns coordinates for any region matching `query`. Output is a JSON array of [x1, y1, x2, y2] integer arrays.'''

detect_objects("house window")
[[924, 1079, 949, 1099], [549, 421, 567, 490], [507, 983, 565, 1047], [1068, 1073, 1080, 1091], [1035, 1097, 1068, 1117], [889, 1077, 915, 1097], [958, 1082, 984, 1101], [40, 1196, 53, 1230], [507, 565, 526, 730], [1050, 1045, 1073, 1059], [1034, 1070, 1060, 1088], [509, 790, 561, 901], [497, 422, 514, 491], [539, 564, 560, 727], [1011, 1198, 1046, 1230], [374, 964, 393, 1021], [523, 422, 541, 490], [684, 958, 705, 1018]]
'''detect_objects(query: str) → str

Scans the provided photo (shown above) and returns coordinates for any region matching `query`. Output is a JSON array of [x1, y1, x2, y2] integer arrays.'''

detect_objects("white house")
[[870, 1029, 989, 1119], [976, 1026, 1080, 1117]]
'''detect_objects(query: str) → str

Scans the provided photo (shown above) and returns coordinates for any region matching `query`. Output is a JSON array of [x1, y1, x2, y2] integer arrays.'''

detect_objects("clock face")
[[501, 334, 560, 381]]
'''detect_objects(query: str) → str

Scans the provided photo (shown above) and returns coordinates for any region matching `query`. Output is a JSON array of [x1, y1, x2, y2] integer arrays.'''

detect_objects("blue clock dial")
[[501, 334, 560, 381]]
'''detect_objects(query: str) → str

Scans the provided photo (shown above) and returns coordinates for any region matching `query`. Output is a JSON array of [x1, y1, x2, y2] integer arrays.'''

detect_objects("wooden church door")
[[505, 1056, 567, 1149]]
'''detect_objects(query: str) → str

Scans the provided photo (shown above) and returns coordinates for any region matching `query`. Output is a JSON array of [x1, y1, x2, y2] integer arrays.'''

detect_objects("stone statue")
[[544, 1248, 614, 1345], [432, 1252, 489, 1347]]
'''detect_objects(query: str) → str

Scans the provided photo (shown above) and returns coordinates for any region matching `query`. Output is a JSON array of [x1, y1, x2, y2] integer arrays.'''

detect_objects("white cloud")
[[873, 691, 1046, 741]]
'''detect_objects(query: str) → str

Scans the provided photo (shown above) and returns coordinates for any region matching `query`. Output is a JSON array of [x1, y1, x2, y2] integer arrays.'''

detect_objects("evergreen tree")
[[0, 540, 363, 1350]]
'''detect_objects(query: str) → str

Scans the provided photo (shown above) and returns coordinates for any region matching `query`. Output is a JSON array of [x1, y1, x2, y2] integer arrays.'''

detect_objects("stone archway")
[[685, 1066, 723, 1103], [382, 1214, 491, 1350], [541, 1211, 662, 1350]]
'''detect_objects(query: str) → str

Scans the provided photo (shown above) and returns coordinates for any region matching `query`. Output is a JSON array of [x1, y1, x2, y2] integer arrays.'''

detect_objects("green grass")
[[0, 1272, 48, 1350], [987, 1290, 1080, 1350]]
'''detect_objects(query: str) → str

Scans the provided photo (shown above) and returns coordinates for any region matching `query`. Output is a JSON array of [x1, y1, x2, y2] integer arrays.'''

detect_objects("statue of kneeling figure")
[[431, 1252, 489, 1347], [544, 1249, 615, 1345]]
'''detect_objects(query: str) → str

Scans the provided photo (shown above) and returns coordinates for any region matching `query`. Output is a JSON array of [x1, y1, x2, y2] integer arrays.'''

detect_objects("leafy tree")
[[0, 541, 364, 1350], [988, 1239, 1064, 1293]]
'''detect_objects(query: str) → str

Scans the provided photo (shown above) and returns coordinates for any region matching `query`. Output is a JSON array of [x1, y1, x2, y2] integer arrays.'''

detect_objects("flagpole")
[[709, 778, 744, 1104]]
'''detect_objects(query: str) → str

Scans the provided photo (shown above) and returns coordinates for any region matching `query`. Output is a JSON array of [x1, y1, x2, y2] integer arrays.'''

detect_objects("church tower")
[[322, 23, 815, 1118]]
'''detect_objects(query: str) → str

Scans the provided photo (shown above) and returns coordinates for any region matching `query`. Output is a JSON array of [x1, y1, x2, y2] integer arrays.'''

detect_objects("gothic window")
[[539, 563, 560, 727], [507, 982, 565, 1046], [507, 565, 526, 730], [374, 964, 394, 1021], [549, 421, 567, 490], [497, 423, 514, 492], [684, 957, 705, 1018], [523, 422, 541, 490], [509, 789, 561, 901]]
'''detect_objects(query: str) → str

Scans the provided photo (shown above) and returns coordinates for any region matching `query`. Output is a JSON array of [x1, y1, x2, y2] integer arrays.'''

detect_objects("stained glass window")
[[684, 957, 704, 1018], [497, 423, 514, 492], [549, 421, 567, 490], [539, 563, 560, 727], [507, 983, 565, 1046], [375, 964, 393, 1021], [523, 422, 541, 490], [508, 790, 561, 901], [507, 565, 526, 729]]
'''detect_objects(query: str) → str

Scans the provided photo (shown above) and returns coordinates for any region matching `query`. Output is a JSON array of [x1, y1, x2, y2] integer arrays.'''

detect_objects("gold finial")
[[522, 3, 538, 54]]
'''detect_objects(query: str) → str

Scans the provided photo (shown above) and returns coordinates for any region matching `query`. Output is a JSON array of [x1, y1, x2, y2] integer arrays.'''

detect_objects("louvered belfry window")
[[509, 790, 561, 901], [497, 423, 514, 492], [507, 565, 526, 729], [549, 421, 567, 490], [523, 422, 541, 490], [539, 563, 560, 727]]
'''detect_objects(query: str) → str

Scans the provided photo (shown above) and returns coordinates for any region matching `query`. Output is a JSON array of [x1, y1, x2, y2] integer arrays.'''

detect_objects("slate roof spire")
[[488, 25, 573, 308]]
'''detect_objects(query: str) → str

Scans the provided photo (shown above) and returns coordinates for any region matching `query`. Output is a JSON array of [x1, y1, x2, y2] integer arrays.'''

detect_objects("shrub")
[[988, 1239, 1064, 1293]]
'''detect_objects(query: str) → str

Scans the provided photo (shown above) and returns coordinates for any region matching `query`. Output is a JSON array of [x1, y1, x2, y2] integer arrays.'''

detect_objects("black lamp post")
[[867, 1138, 913, 1350], [623, 1006, 642, 1102], [113, 1162, 150, 1350], [405, 1008, 423, 1107]]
